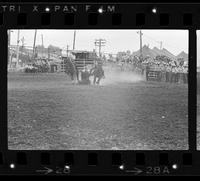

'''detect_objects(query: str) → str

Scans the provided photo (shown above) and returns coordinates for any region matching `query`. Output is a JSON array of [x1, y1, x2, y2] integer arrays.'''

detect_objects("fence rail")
[[146, 70, 188, 84]]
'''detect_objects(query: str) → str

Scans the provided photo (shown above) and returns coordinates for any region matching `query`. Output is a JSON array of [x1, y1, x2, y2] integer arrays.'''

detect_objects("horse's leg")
[[97, 77, 101, 84], [93, 76, 96, 84]]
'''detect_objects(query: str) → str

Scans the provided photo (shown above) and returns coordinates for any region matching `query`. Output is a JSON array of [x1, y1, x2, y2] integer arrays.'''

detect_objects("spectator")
[[146, 64, 150, 81], [183, 66, 188, 84]]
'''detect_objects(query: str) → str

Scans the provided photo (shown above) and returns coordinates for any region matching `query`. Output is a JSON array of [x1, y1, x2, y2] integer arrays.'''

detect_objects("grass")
[[8, 72, 188, 150]]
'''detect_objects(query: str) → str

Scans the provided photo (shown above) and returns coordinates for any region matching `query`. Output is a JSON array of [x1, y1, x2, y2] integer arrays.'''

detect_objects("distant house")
[[132, 45, 158, 58], [176, 51, 188, 64], [131, 45, 188, 66]]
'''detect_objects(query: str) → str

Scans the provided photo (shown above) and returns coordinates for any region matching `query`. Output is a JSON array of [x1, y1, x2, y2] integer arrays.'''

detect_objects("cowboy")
[[91, 64, 105, 85], [161, 64, 167, 82], [175, 65, 180, 83], [166, 65, 172, 83], [183, 65, 188, 84], [171, 66, 176, 83], [178, 65, 184, 84], [146, 64, 150, 81], [157, 63, 162, 82]]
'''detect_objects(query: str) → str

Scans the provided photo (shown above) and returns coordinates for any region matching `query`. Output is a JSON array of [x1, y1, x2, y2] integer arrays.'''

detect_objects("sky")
[[9, 29, 188, 56]]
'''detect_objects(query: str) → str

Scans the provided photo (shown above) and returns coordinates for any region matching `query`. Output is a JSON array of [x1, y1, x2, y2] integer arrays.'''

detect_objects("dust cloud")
[[100, 66, 145, 86]]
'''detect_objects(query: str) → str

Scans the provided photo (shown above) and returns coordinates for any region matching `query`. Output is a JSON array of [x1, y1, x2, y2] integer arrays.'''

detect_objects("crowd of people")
[[142, 56, 188, 84], [117, 55, 188, 84], [145, 64, 188, 83], [24, 59, 50, 73]]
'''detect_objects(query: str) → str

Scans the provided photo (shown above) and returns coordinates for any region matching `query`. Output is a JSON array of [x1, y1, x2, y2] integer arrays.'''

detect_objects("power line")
[[33, 30, 37, 59], [136, 30, 143, 58], [16, 30, 20, 68], [73, 30, 76, 50], [41, 34, 44, 58], [94, 38, 106, 58]]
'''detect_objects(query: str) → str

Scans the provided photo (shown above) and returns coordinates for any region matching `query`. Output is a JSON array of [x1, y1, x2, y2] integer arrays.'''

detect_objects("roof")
[[71, 50, 95, 54], [132, 45, 158, 58], [132, 45, 187, 62], [176, 51, 188, 61]]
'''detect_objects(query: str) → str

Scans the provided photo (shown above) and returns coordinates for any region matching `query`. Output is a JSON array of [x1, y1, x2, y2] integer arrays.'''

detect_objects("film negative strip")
[[0, 2, 199, 176]]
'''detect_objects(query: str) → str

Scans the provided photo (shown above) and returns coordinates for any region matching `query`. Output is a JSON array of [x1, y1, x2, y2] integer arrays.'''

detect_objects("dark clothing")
[[93, 66, 104, 78], [179, 73, 184, 83], [157, 71, 162, 82], [183, 73, 188, 84], [171, 73, 176, 83], [65, 59, 77, 81], [91, 65, 105, 85], [175, 73, 179, 83], [93, 76, 101, 85], [79, 71, 90, 84], [161, 71, 166, 82], [146, 66, 150, 81], [166, 72, 169, 82], [141, 68, 145, 75], [168, 72, 173, 83]]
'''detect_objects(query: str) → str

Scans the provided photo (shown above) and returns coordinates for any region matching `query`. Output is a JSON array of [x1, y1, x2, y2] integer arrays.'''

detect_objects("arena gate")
[[62, 51, 102, 82]]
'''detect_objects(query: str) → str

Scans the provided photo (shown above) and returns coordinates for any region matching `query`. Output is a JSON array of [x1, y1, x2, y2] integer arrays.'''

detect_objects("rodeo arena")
[[8, 30, 188, 150], [8, 45, 188, 85]]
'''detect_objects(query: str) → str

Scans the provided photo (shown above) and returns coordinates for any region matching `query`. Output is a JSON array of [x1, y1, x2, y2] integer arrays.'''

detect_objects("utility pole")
[[136, 30, 143, 60], [62, 45, 69, 73], [94, 38, 106, 58], [33, 30, 37, 60], [21, 37, 25, 65], [73, 30, 76, 50], [21, 37, 25, 52], [16, 30, 20, 68], [66, 45, 69, 57], [41, 34, 44, 58], [48, 47, 50, 61], [8, 30, 11, 67]]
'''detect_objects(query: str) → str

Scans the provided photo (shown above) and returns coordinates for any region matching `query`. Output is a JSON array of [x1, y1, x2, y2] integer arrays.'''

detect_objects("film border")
[[0, 2, 199, 176]]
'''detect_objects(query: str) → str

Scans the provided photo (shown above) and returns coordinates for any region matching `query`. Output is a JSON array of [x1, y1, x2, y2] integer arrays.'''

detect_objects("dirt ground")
[[8, 70, 188, 150]]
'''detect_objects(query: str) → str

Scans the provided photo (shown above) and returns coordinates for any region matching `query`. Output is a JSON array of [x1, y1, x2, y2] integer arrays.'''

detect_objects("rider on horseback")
[[90, 63, 105, 85]]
